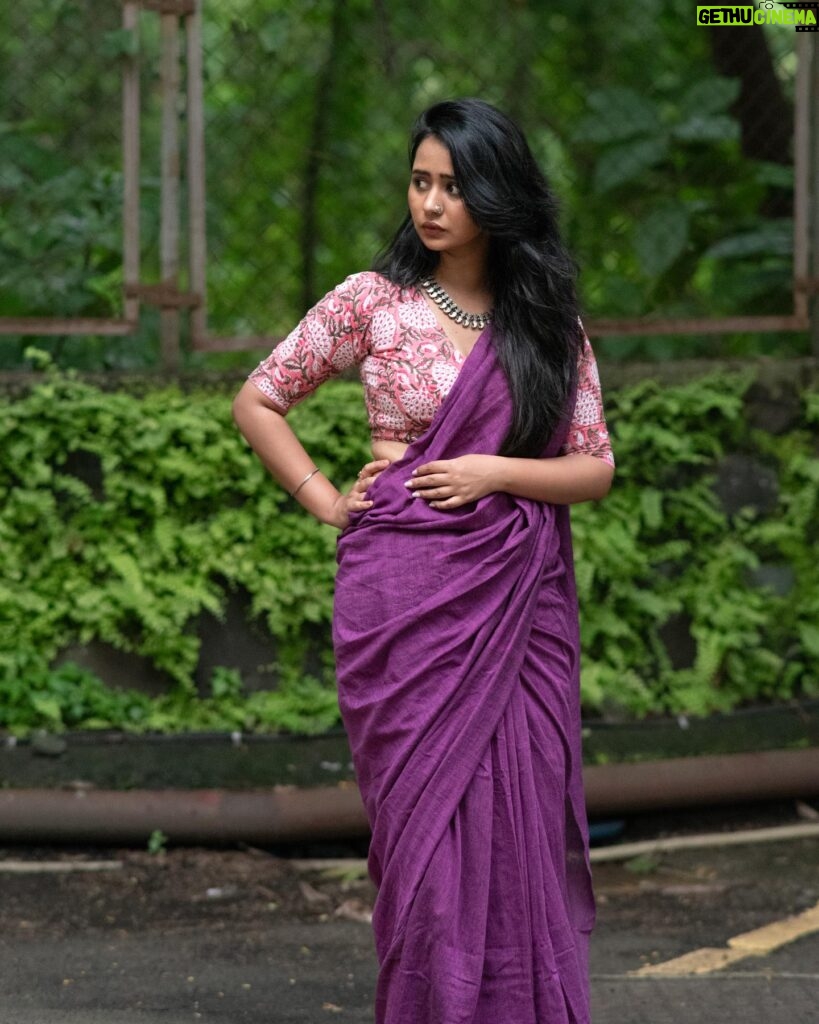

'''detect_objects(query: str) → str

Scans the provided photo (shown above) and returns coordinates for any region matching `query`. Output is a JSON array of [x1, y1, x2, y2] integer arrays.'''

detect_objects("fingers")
[[428, 495, 459, 510], [359, 459, 390, 476], [408, 475, 461, 509], [411, 484, 454, 499], [351, 459, 389, 508], [409, 482, 460, 510], [410, 474, 445, 490], [407, 477, 451, 498], [413, 460, 447, 477], [356, 459, 389, 484], [351, 486, 373, 507]]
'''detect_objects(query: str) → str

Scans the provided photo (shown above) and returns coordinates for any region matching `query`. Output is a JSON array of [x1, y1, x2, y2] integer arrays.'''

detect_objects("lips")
[[421, 222, 445, 234]]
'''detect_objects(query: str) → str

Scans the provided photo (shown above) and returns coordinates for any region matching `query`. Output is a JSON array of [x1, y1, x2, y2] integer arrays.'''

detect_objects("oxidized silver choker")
[[419, 277, 494, 330]]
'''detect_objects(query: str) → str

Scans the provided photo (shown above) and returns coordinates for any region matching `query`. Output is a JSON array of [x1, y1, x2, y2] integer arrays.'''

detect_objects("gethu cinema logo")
[[696, 5, 818, 25]]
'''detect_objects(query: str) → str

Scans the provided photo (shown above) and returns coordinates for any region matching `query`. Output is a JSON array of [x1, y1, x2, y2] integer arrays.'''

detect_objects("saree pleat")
[[333, 325, 596, 1023]]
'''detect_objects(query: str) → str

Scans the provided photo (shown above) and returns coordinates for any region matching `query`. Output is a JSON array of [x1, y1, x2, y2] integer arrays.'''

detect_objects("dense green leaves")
[[634, 202, 690, 277], [1, 362, 817, 733], [0, 357, 371, 733], [572, 371, 819, 717]]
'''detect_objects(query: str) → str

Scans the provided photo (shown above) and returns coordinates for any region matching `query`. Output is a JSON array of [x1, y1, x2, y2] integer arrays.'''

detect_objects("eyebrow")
[[411, 168, 456, 180]]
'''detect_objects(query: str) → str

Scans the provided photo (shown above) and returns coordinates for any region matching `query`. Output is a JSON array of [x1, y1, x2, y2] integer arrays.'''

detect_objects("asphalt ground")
[[1, 800, 817, 1023]]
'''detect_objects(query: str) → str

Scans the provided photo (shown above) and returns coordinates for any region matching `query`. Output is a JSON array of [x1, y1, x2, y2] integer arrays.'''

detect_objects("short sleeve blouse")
[[249, 270, 614, 466]]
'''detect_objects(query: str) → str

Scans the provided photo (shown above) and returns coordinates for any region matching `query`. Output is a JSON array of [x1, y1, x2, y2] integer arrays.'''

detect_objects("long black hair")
[[372, 97, 583, 459]]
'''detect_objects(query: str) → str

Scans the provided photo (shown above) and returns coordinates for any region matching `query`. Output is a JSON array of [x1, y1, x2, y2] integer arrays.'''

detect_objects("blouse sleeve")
[[248, 271, 376, 413], [560, 322, 615, 467]]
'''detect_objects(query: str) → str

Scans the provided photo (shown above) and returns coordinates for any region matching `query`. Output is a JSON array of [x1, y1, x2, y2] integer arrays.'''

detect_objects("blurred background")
[[0, 0, 816, 370]]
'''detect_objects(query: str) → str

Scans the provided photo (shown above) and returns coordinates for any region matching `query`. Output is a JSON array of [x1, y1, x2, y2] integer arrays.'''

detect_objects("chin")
[[415, 231, 447, 246]]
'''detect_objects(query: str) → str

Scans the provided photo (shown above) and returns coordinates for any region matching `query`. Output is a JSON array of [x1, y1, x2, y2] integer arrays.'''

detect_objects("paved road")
[[1, 803, 817, 1022]]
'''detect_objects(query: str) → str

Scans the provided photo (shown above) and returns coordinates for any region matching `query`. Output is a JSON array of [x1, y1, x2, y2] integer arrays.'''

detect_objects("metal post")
[[186, 0, 207, 346], [159, 12, 181, 369], [122, 2, 140, 328]]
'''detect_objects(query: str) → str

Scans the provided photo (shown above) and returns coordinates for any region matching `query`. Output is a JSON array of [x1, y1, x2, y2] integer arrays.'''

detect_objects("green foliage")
[[624, 853, 662, 875], [570, 72, 794, 352], [0, 361, 371, 735], [147, 829, 168, 856], [1, 363, 817, 733], [572, 369, 819, 717], [0, 656, 343, 738], [0, 1, 806, 369]]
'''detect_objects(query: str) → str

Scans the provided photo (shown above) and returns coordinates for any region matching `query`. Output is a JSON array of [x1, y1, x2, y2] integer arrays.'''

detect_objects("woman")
[[233, 98, 614, 1023]]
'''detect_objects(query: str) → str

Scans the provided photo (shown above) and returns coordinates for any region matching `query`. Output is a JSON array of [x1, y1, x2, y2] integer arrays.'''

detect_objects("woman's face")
[[408, 135, 484, 256]]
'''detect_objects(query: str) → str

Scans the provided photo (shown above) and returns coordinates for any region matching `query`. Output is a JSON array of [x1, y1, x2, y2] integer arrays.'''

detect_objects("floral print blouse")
[[249, 271, 614, 467]]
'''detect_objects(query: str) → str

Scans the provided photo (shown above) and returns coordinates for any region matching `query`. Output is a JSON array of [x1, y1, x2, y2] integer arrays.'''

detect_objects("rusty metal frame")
[[0, 1, 144, 341], [0, 7, 816, 361], [0, 1, 199, 368]]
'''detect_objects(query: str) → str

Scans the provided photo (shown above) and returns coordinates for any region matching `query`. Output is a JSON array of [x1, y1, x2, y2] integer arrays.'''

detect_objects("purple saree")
[[332, 325, 596, 1024]]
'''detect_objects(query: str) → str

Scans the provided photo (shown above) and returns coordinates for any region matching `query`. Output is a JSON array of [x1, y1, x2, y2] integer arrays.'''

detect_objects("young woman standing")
[[233, 97, 614, 1023]]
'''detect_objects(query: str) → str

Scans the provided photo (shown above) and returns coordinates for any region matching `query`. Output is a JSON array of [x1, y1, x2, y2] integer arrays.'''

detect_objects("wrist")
[[486, 454, 507, 494], [288, 473, 343, 526], [316, 493, 345, 529]]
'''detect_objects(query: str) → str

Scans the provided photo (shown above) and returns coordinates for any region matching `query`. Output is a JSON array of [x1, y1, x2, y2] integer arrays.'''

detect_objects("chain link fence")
[[0, 0, 816, 368]]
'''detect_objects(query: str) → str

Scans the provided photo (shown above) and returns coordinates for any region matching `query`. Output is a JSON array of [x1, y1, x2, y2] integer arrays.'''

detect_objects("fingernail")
[[403, 480, 413, 488]]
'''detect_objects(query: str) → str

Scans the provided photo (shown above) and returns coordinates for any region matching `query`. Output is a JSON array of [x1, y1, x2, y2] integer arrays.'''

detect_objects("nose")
[[423, 188, 443, 216]]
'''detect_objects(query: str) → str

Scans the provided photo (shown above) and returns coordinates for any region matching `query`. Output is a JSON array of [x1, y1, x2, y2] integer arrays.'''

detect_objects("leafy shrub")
[[1, 359, 816, 733], [573, 370, 819, 716]]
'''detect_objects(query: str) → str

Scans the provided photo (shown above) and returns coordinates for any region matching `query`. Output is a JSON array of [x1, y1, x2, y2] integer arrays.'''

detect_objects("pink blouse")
[[249, 271, 614, 466]]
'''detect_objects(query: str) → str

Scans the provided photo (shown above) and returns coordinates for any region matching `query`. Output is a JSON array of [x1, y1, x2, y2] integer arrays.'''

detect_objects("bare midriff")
[[371, 439, 411, 464]]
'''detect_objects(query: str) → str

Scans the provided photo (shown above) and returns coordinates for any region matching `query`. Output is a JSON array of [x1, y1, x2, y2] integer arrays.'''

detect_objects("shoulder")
[[317, 272, 421, 331], [334, 270, 403, 301], [316, 270, 401, 322], [319, 272, 409, 331]]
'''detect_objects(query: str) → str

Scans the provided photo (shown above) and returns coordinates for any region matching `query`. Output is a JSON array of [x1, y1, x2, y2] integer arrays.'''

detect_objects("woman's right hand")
[[326, 459, 391, 530]]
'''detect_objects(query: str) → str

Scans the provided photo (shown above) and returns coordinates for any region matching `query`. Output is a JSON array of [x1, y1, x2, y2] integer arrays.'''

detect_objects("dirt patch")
[[0, 845, 377, 941]]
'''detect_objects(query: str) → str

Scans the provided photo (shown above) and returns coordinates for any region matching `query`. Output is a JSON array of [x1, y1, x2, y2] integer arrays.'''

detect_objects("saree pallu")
[[333, 326, 596, 1024]]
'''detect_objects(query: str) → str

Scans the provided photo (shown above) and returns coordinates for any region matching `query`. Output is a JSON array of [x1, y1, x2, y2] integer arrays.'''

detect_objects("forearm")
[[231, 381, 341, 524], [490, 452, 614, 505]]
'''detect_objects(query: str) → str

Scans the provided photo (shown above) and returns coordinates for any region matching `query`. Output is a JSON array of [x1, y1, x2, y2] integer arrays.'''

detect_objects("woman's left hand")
[[404, 455, 500, 510]]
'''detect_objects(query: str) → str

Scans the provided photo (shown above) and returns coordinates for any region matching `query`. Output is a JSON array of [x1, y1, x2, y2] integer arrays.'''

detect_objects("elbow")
[[232, 381, 287, 439], [231, 390, 247, 429], [231, 391, 249, 437], [231, 381, 264, 431], [590, 461, 615, 501]]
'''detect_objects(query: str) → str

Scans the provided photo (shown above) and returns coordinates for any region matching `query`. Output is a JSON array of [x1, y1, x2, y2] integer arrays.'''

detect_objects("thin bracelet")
[[289, 467, 321, 499]]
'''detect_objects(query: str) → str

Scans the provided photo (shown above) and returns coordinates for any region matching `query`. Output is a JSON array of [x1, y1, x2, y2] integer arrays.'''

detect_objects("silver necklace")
[[419, 277, 493, 330]]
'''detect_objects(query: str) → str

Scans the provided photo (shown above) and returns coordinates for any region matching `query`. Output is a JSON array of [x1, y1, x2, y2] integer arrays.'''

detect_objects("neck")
[[434, 238, 491, 300]]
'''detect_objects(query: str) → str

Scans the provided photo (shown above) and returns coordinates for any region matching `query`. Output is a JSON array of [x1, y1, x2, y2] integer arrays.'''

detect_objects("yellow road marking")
[[631, 898, 819, 976]]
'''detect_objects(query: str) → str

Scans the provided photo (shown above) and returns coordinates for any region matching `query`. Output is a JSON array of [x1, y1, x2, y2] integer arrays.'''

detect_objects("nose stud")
[[432, 203, 443, 216]]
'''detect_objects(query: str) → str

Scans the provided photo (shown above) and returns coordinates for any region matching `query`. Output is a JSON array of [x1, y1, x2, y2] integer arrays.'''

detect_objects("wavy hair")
[[372, 97, 583, 459]]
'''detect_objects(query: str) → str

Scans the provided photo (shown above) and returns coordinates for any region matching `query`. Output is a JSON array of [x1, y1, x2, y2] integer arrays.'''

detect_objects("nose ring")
[[432, 203, 443, 215]]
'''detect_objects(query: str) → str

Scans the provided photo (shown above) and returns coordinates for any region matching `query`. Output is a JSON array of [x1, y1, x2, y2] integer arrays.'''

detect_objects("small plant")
[[624, 853, 662, 875], [147, 829, 168, 855]]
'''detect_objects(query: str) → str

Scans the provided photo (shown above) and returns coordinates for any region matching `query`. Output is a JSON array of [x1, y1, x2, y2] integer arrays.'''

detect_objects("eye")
[[446, 182, 461, 197], [411, 176, 428, 191]]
